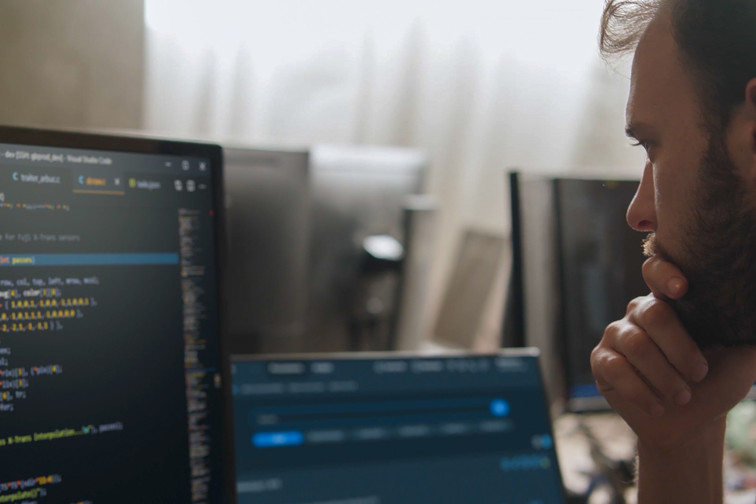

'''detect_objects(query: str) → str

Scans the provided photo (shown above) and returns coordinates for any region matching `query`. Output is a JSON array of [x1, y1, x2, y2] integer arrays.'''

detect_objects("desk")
[[554, 407, 756, 504], [555, 412, 637, 503]]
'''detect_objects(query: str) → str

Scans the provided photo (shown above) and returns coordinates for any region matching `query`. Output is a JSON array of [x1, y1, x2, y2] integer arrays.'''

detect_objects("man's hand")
[[590, 255, 756, 452]]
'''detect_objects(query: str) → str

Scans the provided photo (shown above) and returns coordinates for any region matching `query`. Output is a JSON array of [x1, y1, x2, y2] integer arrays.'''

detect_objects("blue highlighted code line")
[[0, 253, 179, 267], [253, 431, 304, 448]]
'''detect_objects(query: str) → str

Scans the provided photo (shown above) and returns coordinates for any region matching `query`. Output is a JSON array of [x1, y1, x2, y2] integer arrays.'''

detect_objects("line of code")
[[0, 141, 222, 502], [0, 474, 63, 503], [0, 277, 99, 413]]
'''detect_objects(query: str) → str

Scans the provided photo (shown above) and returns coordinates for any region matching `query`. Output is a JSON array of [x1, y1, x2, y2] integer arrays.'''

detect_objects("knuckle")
[[594, 352, 626, 383], [589, 347, 609, 375], [636, 298, 671, 327], [625, 296, 646, 315], [589, 345, 605, 372], [602, 320, 624, 341], [623, 328, 652, 359]]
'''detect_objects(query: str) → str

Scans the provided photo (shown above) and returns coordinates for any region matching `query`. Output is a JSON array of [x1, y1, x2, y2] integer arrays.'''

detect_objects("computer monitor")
[[230, 349, 566, 503], [553, 177, 646, 411], [503, 172, 564, 406], [222, 146, 310, 355], [504, 172, 646, 411], [307, 145, 428, 352], [0, 126, 230, 502]]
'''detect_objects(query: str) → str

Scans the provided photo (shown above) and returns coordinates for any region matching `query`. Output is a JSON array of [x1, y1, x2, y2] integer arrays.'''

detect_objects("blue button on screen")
[[490, 399, 510, 417], [253, 431, 304, 448]]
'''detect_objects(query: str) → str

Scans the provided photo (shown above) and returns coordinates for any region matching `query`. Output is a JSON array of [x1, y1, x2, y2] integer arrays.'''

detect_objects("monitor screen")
[[504, 173, 646, 411], [0, 127, 228, 503], [231, 350, 565, 504], [223, 146, 310, 355], [307, 145, 427, 352], [553, 178, 646, 411]]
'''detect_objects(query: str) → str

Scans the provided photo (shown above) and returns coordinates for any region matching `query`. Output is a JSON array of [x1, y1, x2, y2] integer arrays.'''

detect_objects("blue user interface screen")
[[231, 352, 565, 504]]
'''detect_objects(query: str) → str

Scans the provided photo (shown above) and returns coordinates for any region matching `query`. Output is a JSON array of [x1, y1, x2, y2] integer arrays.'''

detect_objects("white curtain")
[[143, 0, 644, 344]]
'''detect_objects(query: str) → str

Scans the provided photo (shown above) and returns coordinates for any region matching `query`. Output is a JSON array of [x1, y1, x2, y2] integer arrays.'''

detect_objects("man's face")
[[625, 12, 756, 347]]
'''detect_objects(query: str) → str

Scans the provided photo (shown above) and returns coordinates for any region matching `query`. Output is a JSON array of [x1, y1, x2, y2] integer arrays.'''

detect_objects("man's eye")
[[630, 140, 647, 149]]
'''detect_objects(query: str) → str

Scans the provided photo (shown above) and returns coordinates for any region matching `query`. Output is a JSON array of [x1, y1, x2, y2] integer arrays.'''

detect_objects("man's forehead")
[[626, 9, 692, 132]]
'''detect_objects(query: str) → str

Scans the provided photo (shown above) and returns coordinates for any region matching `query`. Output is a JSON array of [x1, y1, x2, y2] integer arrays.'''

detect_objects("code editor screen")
[[0, 136, 224, 504]]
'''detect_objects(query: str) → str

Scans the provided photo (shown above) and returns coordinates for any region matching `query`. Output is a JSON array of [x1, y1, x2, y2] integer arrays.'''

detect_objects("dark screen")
[[554, 178, 647, 410], [0, 129, 225, 503], [222, 147, 310, 355]]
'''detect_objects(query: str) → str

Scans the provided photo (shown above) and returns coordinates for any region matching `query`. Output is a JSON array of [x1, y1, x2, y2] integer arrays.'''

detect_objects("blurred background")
[[0, 0, 644, 353], [17, 3, 756, 502]]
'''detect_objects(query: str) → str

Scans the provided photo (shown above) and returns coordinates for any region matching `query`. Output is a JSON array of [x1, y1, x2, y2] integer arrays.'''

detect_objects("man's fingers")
[[591, 346, 665, 417], [591, 276, 707, 421], [629, 295, 709, 383], [613, 321, 695, 404], [642, 256, 688, 300]]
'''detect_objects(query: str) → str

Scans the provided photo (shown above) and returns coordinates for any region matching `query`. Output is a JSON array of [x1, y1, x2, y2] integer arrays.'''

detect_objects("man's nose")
[[626, 161, 656, 232]]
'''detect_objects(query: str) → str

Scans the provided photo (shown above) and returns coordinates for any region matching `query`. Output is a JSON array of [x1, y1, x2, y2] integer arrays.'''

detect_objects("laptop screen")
[[231, 350, 565, 504], [0, 127, 227, 503]]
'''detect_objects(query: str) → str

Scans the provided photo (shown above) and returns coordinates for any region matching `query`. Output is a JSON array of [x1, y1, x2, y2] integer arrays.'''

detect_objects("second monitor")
[[223, 144, 429, 355], [505, 172, 646, 411], [223, 146, 311, 355]]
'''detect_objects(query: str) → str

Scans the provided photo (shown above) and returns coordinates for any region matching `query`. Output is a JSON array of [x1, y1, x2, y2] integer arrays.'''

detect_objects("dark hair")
[[600, 0, 756, 130]]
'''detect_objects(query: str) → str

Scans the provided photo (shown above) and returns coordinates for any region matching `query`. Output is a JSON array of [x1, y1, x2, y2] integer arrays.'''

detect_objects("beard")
[[642, 132, 756, 348]]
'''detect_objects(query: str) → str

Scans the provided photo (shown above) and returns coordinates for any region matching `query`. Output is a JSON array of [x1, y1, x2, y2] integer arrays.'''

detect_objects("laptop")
[[230, 348, 566, 503], [0, 126, 231, 503]]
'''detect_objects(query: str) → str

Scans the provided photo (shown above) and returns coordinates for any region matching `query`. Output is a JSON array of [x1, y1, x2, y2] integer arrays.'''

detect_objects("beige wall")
[[0, 0, 144, 130]]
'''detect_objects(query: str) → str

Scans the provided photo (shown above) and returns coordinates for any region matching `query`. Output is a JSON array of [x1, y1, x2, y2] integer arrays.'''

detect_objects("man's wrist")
[[636, 418, 726, 504], [637, 416, 727, 457]]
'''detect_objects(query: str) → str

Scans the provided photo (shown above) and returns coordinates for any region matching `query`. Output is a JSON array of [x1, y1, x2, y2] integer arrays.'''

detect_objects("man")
[[589, 0, 756, 502]]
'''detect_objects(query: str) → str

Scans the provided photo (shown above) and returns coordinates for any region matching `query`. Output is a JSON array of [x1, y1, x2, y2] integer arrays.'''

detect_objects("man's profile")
[[602, 0, 756, 348], [590, 0, 756, 502]]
